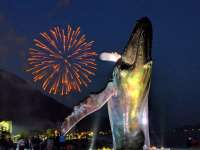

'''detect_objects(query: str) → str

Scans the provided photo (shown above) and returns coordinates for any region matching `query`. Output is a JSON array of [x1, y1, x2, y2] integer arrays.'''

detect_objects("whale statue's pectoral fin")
[[61, 82, 115, 135]]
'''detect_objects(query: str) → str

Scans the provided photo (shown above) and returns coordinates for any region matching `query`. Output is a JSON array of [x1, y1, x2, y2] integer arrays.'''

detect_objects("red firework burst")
[[27, 25, 97, 95]]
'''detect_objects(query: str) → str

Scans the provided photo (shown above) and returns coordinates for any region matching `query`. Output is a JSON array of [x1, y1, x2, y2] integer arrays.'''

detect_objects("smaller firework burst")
[[27, 25, 97, 96]]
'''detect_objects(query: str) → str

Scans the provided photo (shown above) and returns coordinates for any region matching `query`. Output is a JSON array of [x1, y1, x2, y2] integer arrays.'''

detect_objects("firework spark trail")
[[27, 25, 97, 95]]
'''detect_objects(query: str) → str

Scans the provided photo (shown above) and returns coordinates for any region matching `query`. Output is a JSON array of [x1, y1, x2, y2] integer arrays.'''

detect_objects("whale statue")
[[61, 17, 153, 150]]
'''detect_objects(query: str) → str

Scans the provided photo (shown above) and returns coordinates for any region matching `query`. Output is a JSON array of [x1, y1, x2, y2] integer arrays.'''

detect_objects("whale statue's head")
[[119, 17, 152, 71]]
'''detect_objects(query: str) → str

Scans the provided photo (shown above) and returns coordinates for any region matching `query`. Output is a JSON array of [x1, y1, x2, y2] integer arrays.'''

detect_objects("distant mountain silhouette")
[[0, 69, 71, 134]]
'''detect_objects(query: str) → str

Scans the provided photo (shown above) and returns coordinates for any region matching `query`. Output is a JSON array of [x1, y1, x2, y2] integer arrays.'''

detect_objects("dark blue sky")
[[0, 0, 200, 128]]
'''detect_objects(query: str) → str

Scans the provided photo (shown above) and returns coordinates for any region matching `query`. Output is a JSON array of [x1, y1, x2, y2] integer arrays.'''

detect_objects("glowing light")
[[142, 116, 148, 125], [27, 25, 97, 95], [88, 131, 94, 137], [99, 52, 121, 62]]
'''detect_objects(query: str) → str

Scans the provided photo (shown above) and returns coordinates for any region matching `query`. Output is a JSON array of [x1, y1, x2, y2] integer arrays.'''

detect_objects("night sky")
[[0, 0, 200, 129]]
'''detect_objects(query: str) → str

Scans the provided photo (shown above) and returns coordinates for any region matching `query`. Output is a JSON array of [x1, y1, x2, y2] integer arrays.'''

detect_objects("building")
[[0, 121, 12, 134]]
